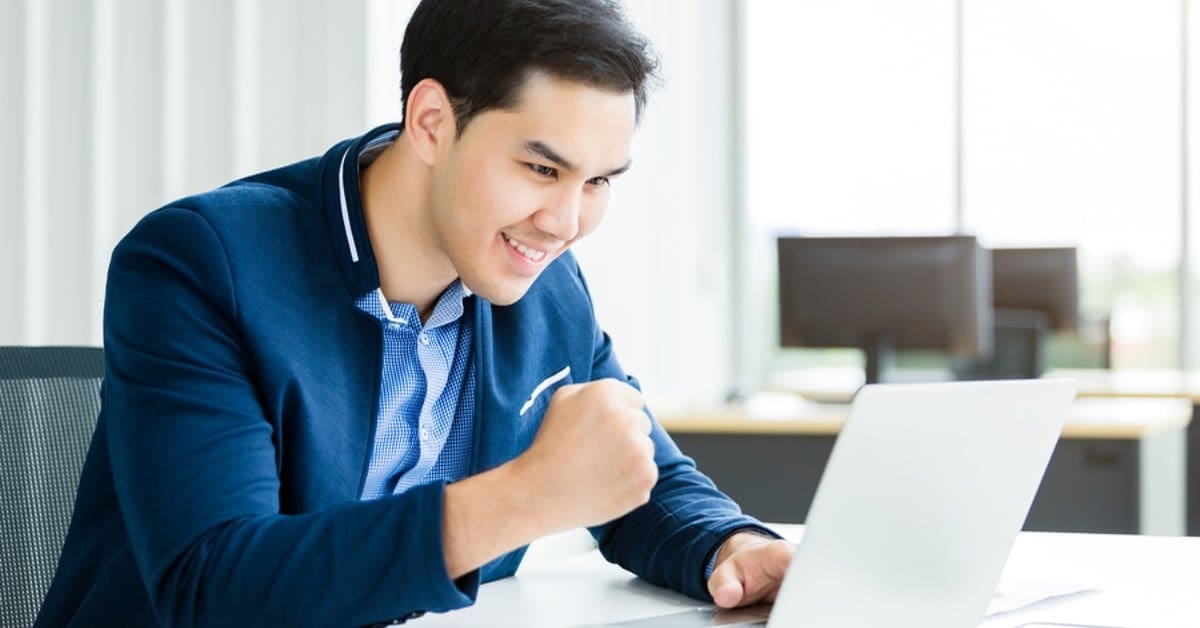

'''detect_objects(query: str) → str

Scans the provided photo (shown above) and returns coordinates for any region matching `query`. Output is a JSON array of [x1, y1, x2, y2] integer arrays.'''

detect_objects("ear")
[[404, 78, 456, 167]]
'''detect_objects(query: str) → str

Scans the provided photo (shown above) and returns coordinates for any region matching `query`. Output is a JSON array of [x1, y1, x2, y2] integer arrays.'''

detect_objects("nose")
[[532, 186, 582, 243]]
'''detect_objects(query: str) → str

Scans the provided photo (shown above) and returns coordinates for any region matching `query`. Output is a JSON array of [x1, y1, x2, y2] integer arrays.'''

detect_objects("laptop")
[[593, 379, 1077, 627]]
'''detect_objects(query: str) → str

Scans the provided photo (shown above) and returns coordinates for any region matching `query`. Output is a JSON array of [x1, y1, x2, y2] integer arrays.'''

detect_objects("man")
[[38, 1, 793, 625]]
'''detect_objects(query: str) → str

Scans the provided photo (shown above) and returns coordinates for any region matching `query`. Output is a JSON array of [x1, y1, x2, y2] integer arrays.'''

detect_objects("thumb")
[[707, 560, 745, 609]]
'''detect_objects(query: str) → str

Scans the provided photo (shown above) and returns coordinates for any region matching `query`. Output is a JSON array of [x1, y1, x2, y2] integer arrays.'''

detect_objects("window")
[[962, 0, 1180, 369], [746, 0, 1185, 383]]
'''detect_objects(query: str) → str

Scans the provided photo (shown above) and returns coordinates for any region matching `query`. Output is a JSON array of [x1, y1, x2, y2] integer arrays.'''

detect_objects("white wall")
[[1, 0, 26, 346], [573, 0, 738, 407]]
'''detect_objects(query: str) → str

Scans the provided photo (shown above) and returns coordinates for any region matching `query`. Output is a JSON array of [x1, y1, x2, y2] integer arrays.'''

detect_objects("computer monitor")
[[777, 236, 992, 384], [990, 247, 1079, 331]]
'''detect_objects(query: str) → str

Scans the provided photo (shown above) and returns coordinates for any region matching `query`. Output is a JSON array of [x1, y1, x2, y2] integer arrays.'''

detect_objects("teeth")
[[505, 235, 547, 262]]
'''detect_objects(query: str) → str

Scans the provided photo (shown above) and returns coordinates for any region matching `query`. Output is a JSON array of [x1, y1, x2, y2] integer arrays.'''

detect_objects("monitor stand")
[[863, 333, 896, 385]]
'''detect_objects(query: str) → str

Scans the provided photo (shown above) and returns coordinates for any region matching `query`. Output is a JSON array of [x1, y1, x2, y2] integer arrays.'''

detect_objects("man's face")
[[427, 73, 637, 305]]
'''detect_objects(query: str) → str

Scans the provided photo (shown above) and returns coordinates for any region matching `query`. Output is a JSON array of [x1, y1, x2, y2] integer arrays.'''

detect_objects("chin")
[[469, 279, 536, 306]]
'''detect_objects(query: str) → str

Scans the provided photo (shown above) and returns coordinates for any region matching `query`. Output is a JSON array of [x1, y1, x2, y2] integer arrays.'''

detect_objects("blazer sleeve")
[[573, 267, 781, 601], [103, 207, 475, 627]]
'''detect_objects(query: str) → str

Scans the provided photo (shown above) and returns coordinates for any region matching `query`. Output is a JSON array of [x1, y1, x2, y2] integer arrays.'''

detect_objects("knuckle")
[[632, 410, 651, 431], [640, 461, 657, 487], [627, 430, 651, 454], [596, 378, 621, 394]]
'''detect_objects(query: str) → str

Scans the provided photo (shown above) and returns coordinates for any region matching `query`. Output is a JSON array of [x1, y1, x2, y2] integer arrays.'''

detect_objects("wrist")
[[442, 461, 553, 578], [495, 457, 560, 539]]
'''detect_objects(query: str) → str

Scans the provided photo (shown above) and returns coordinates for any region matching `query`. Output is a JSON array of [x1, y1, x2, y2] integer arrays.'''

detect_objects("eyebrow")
[[523, 140, 632, 178]]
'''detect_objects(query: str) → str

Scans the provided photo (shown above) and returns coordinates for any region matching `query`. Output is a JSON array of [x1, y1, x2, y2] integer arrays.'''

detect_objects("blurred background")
[[2, 0, 1197, 406]]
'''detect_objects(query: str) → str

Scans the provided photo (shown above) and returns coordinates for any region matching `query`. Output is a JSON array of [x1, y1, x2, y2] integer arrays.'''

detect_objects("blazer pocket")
[[519, 366, 572, 417]]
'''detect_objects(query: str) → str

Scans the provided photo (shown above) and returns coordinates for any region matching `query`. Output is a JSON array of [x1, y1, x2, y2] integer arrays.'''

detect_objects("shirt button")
[[387, 322, 402, 332], [419, 332, 431, 345], [419, 427, 430, 441]]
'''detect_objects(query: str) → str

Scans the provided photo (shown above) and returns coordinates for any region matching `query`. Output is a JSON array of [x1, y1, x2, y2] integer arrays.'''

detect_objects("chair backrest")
[[0, 346, 103, 628]]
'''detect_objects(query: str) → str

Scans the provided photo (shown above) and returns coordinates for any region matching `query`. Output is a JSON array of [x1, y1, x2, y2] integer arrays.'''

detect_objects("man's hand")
[[512, 378, 659, 530], [707, 533, 795, 609], [441, 378, 657, 579]]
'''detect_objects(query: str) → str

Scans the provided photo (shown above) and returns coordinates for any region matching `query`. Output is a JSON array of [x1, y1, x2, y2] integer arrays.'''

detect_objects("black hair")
[[400, 0, 659, 135]]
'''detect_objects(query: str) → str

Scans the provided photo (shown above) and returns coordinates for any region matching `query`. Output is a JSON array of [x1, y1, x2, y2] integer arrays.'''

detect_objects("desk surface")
[[1047, 368, 1200, 401], [769, 366, 1200, 403], [416, 525, 1200, 628], [656, 395, 1193, 440]]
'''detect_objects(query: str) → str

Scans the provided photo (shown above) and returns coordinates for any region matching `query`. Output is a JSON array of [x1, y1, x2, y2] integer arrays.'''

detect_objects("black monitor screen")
[[990, 247, 1079, 331], [777, 236, 991, 357]]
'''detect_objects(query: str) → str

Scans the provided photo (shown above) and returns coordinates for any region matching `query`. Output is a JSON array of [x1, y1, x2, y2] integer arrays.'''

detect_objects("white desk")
[[1045, 368, 1200, 401], [416, 525, 1200, 627]]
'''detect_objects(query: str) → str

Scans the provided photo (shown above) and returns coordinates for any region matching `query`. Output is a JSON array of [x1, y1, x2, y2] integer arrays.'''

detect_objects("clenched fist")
[[511, 378, 659, 530]]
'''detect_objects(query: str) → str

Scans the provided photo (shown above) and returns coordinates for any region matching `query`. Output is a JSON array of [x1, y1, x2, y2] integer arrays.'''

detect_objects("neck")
[[360, 134, 458, 320]]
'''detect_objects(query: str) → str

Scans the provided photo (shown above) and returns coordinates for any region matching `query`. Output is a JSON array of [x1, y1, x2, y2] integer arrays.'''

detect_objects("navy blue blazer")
[[37, 124, 770, 627]]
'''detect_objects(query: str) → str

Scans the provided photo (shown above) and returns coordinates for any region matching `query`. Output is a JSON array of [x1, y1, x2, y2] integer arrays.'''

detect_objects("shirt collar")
[[360, 280, 472, 331], [425, 280, 472, 328]]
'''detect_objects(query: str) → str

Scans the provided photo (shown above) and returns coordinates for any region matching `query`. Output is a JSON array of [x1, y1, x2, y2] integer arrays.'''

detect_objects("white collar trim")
[[337, 147, 360, 264]]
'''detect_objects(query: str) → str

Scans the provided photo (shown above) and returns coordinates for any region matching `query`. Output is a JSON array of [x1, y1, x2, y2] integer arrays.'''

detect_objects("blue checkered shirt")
[[355, 284, 475, 499]]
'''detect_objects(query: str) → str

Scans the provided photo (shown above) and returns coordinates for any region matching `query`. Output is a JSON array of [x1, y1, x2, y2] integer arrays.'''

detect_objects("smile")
[[504, 234, 548, 262]]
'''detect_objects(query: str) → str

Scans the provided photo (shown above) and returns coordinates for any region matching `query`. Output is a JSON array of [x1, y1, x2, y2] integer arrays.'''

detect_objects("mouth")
[[502, 233, 550, 263]]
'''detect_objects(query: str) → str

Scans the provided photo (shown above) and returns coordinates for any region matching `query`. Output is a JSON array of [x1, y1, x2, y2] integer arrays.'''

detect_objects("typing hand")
[[707, 533, 795, 609]]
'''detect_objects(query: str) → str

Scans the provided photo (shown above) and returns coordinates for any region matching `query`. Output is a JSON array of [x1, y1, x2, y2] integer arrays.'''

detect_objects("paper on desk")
[[986, 579, 1095, 617]]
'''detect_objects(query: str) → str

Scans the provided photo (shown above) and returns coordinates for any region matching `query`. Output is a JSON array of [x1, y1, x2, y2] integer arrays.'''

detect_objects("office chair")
[[0, 346, 103, 628]]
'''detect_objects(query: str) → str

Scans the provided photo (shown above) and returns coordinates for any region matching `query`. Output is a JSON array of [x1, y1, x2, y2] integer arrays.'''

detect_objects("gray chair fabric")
[[0, 346, 103, 628]]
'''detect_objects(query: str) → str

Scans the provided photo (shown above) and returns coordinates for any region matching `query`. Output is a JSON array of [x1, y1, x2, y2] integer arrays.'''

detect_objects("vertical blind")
[[2, 0, 369, 346]]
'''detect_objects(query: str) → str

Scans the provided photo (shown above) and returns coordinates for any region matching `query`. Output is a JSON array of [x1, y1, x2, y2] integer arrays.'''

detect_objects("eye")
[[586, 176, 611, 188], [528, 163, 557, 178]]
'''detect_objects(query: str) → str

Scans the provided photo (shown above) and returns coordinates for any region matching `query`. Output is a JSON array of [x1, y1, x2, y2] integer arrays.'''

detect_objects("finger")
[[641, 434, 657, 467], [629, 408, 652, 436], [601, 378, 644, 409], [732, 543, 793, 605], [707, 561, 745, 609], [713, 581, 742, 609]]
